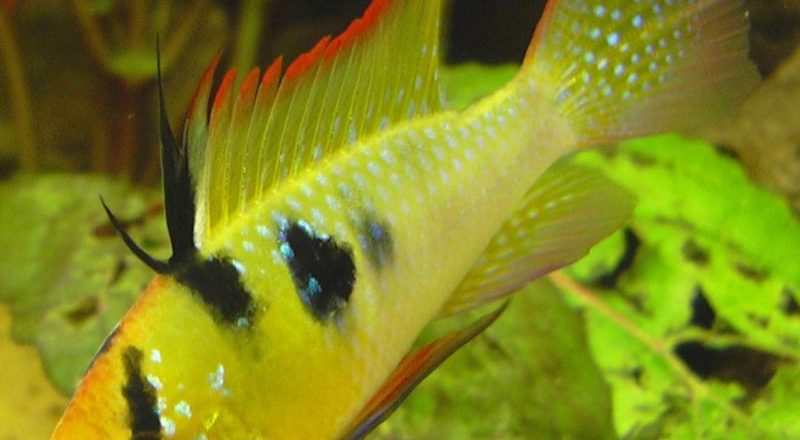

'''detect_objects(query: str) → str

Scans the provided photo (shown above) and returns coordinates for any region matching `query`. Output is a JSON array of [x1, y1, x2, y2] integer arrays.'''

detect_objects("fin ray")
[[525, 0, 759, 147], [190, 0, 444, 246], [440, 161, 634, 316], [340, 303, 507, 440]]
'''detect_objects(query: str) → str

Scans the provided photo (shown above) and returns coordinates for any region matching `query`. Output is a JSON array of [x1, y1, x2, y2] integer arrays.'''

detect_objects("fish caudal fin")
[[525, 0, 760, 148]]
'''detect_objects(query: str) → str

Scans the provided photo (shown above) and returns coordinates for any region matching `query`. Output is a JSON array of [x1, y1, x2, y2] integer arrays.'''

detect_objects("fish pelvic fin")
[[187, 0, 444, 247], [524, 0, 760, 148], [440, 161, 634, 316], [339, 303, 508, 440]]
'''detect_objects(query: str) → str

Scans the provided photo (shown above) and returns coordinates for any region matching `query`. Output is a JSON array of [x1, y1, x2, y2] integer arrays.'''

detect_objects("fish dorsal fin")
[[186, 0, 444, 246], [339, 303, 507, 440], [440, 161, 635, 316]]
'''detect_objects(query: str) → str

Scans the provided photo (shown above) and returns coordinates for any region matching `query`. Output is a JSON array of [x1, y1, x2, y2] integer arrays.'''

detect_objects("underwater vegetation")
[[0, 1, 799, 438]]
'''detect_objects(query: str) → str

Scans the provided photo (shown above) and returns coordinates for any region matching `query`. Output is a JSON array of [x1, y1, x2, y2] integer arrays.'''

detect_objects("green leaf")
[[559, 135, 800, 439], [0, 174, 168, 394]]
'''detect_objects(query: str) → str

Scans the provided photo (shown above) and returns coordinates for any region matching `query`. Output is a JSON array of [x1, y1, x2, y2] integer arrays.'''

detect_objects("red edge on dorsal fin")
[[325, 19, 361, 59], [361, 0, 392, 33], [213, 69, 238, 110], [209, 69, 237, 128], [233, 67, 260, 123], [240, 67, 261, 100], [187, 50, 223, 121], [325, 0, 393, 59], [261, 56, 283, 90], [198, 0, 399, 134], [282, 0, 394, 79], [283, 36, 332, 85]]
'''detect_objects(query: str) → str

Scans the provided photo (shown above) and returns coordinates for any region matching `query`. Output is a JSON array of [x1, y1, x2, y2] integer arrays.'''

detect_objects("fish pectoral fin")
[[339, 303, 508, 440], [440, 160, 635, 317]]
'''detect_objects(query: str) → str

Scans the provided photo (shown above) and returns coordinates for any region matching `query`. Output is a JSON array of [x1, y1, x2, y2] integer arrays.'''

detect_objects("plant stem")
[[0, 7, 36, 171], [232, 0, 271, 79], [548, 271, 750, 422], [128, 1, 147, 52], [71, 0, 113, 72], [115, 82, 140, 180], [162, 0, 211, 73]]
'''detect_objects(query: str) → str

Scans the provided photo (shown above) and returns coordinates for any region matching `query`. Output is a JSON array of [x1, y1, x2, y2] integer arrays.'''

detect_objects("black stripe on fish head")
[[278, 219, 356, 321], [122, 346, 162, 439], [174, 255, 257, 329], [104, 200, 257, 328]]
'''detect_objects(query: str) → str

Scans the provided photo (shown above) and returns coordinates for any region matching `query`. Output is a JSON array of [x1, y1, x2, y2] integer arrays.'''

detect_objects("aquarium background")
[[1, 1, 799, 438]]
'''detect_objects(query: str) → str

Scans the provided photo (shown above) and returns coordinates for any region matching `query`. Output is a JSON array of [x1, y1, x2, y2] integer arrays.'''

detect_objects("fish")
[[51, 0, 759, 438]]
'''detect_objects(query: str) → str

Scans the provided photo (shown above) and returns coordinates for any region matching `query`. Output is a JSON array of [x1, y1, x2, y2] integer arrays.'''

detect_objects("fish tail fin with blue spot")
[[524, 0, 760, 148]]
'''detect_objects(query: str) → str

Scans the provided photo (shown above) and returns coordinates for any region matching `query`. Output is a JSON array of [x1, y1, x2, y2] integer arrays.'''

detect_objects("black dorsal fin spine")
[[101, 43, 256, 327], [100, 41, 197, 274], [101, 196, 171, 274], [157, 39, 197, 265]]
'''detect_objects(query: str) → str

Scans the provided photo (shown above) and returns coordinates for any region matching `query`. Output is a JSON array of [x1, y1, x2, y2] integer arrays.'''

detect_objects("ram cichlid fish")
[[51, 0, 758, 438]]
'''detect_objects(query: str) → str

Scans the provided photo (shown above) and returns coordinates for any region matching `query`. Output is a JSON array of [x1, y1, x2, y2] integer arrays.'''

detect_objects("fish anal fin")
[[339, 303, 508, 440], [440, 161, 635, 316]]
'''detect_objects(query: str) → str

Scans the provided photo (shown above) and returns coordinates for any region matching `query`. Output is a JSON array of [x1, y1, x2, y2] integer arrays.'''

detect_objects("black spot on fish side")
[[357, 214, 393, 269], [176, 256, 256, 327], [121, 346, 161, 439], [280, 220, 356, 321]]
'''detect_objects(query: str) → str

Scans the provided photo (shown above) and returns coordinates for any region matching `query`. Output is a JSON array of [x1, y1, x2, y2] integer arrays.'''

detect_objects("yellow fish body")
[[52, 0, 758, 438]]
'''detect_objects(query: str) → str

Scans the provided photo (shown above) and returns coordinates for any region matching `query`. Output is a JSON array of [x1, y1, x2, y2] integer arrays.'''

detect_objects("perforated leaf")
[[558, 135, 800, 439]]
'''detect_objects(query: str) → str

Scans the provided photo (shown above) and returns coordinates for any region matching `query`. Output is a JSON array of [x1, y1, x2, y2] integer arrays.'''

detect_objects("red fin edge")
[[194, 0, 400, 122], [239, 67, 261, 100], [209, 69, 237, 129], [339, 302, 509, 440], [261, 56, 283, 90], [186, 51, 222, 121], [285, 0, 395, 77], [284, 36, 331, 85]]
